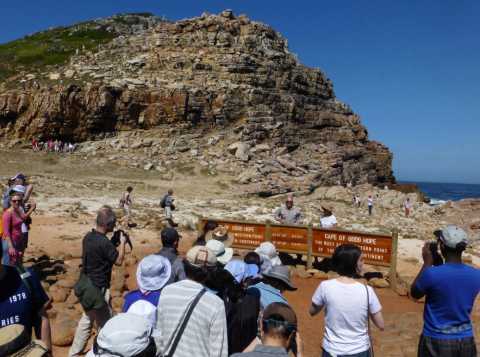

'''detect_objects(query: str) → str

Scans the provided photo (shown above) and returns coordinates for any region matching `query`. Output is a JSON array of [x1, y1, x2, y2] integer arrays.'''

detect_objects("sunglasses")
[[11, 199, 21, 203]]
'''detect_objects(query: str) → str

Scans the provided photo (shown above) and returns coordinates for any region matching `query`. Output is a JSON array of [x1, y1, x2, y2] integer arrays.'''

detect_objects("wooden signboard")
[[198, 217, 398, 289], [270, 224, 309, 254], [312, 228, 393, 267], [201, 219, 266, 249]]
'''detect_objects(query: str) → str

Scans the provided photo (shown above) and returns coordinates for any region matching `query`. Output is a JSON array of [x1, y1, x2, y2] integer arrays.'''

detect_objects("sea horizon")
[[398, 180, 480, 202]]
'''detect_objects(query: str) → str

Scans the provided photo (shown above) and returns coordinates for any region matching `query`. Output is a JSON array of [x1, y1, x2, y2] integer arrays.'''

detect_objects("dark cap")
[[262, 302, 297, 331], [161, 227, 180, 245], [12, 173, 26, 181]]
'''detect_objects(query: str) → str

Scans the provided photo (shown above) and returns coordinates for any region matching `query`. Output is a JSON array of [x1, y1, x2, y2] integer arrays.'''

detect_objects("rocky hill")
[[0, 10, 395, 195]]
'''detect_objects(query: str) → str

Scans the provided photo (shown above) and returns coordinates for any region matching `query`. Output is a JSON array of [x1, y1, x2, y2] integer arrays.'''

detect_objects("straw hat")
[[206, 225, 233, 247]]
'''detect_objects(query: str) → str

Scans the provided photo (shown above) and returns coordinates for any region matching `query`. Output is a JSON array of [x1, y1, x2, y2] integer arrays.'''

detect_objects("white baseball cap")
[[434, 225, 469, 249], [206, 239, 233, 265]]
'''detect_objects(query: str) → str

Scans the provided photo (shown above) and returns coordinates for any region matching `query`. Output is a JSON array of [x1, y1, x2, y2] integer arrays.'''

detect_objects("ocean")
[[401, 181, 480, 203]]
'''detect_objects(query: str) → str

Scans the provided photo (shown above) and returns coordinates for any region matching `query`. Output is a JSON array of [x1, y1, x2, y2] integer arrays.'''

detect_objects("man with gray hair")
[[69, 206, 128, 357]]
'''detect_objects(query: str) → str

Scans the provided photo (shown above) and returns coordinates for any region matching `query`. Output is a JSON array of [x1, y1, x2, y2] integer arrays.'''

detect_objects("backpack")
[[160, 195, 167, 208]]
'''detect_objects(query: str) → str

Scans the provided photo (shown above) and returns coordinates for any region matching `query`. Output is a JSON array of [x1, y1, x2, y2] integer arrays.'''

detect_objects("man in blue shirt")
[[411, 225, 480, 357], [0, 264, 52, 352], [248, 265, 296, 309]]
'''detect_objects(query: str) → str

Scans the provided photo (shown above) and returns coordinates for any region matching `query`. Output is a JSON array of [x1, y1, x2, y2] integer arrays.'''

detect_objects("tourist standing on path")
[[2, 178, 15, 210], [160, 189, 178, 227], [310, 244, 384, 357], [119, 186, 133, 222], [367, 195, 373, 216], [2, 191, 36, 266], [122, 254, 171, 332], [156, 227, 186, 284], [0, 263, 52, 352], [156, 245, 228, 357], [404, 197, 412, 217], [274, 194, 302, 225], [232, 302, 304, 357], [69, 206, 128, 357], [410, 225, 480, 357]]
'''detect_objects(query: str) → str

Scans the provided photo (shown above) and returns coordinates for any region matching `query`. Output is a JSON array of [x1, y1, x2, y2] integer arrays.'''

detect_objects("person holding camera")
[[232, 302, 304, 357], [410, 225, 480, 357], [69, 205, 128, 357]]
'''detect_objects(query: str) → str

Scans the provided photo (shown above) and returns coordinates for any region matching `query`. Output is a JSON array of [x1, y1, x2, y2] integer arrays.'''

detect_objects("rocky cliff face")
[[0, 10, 394, 195]]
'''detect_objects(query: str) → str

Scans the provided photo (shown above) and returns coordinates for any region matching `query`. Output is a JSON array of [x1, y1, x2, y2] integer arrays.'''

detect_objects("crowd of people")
[[0, 174, 479, 357], [31, 138, 76, 153]]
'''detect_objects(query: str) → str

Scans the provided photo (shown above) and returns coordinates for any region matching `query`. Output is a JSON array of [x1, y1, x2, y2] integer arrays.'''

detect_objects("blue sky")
[[1, 1, 479, 184]]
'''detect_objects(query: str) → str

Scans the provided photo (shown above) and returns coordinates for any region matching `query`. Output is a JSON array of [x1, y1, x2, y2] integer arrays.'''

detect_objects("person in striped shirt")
[[156, 246, 228, 357]]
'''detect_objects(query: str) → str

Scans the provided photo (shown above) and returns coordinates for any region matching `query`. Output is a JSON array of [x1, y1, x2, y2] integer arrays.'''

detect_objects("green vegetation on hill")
[[0, 26, 115, 81]]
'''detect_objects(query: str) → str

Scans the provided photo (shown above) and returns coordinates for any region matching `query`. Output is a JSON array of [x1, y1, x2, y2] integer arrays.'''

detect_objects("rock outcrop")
[[0, 11, 395, 193]]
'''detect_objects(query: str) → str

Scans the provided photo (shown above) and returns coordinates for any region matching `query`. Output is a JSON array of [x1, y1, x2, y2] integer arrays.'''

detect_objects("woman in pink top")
[[2, 191, 36, 265]]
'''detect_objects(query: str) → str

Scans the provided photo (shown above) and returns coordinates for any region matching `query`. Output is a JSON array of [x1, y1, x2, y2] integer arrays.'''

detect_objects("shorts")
[[322, 348, 371, 357], [165, 206, 172, 219], [418, 334, 477, 357]]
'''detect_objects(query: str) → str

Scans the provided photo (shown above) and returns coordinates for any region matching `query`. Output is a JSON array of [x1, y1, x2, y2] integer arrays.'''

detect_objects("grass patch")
[[0, 23, 115, 81]]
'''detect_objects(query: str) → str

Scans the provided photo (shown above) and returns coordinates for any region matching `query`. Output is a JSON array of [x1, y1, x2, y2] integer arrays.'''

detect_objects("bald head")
[[96, 205, 116, 233]]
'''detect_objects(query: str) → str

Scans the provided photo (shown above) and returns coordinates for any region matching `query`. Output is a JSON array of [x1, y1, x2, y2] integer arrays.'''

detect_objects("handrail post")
[[307, 224, 313, 270], [389, 229, 399, 291], [265, 221, 272, 242]]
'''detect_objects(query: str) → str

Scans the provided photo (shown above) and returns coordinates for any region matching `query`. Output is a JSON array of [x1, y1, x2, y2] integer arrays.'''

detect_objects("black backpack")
[[160, 195, 167, 208]]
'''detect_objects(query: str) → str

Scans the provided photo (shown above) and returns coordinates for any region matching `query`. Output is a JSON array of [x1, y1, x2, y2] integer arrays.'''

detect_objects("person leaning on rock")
[[410, 225, 480, 357], [69, 205, 128, 357], [274, 194, 302, 225]]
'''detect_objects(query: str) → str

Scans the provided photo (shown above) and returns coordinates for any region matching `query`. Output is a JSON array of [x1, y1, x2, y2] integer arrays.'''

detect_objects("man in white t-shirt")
[[367, 195, 373, 216], [320, 206, 337, 228]]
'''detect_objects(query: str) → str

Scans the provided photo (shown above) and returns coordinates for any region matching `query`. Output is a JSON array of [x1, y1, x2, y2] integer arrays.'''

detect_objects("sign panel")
[[208, 220, 266, 248], [199, 218, 395, 270], [270, 225, 308, 253], [312, 228, 392, 266]]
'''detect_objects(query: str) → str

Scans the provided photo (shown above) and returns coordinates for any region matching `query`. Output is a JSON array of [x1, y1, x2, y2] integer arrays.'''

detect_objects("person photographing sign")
[[410, 225, 480, 357]]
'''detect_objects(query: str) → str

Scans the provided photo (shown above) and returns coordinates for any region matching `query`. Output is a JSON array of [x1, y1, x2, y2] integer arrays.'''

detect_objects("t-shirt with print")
[[414, 263, 480, 339], [0, 265, 49, 332], [82, 230, 119, 289], [312, 279, 381, 355]]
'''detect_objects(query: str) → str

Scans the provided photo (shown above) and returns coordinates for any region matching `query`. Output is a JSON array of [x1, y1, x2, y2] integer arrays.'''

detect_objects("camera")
[[428, 241, 443, 266], [111, 230, 133, 251]]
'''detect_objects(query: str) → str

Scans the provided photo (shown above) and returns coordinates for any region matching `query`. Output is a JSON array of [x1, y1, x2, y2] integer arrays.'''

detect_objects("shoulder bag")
[[365, 285, 375, 357], [162, 289, 207, 357], [73, 233, 107, 311]]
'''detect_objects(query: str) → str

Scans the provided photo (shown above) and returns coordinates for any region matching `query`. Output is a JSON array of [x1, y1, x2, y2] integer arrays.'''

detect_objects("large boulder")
[[51, 316, 78, 346]]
